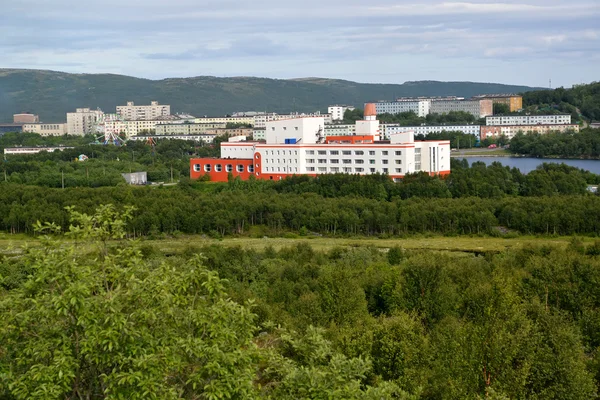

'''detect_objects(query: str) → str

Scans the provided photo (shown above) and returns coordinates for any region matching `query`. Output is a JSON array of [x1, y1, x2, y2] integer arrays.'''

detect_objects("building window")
[[355, 150, 364, 155], [395, 168, 402, 173], [204, 164, 211, 172], [318, 150, 326, 155], [306, 150, 314, 155], [248, 165, 255, 173], [330, 159, 339, 164], [307, 159, 315, 163], [369, 150, 375, 155], [318, 159, 327, 164], [382, 160, 389, 164], [342, 159, 352, 164], [355, 168, 364, 173], [343, 167, 352, 173], [342, 150, 351, 155], [307, 167, 315, 172], [369, 160, 375, 164], [355, 159, 364, 164], [395, 160, 402, 164], [193, 164, 201, 172], [370, 168, 376, 173], [383, 168, 388, 174], [395, 151, 402, 156], [236, 165, 244, 173], [330, 150, 339, 155], [215, 164, 222, 172], [318, 167, 327, 172], [331, 167, 339, 172]]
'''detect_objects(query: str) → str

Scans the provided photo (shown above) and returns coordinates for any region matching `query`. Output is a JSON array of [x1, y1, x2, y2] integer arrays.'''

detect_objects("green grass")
[[1, 234, 592, 257], [451, 149, 511, 157]]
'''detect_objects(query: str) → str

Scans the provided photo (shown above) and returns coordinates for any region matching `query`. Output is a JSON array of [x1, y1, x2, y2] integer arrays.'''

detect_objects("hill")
[[0, 69, 543, 122], [523, 82, 600, 121]]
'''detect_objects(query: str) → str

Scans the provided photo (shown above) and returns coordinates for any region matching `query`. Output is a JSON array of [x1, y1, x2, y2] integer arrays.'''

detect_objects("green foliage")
[[523, 82, 600, 121], [509, 128, 600, 158]]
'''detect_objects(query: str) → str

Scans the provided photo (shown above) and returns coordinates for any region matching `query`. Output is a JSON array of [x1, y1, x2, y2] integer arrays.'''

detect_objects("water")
[[457, 157, 600, 174]]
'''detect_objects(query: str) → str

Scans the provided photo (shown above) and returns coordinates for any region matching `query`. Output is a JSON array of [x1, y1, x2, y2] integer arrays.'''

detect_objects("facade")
[[254, 112, 332, 128], [195, 116, 255, 126], [430, 99, 493, 118], [485, 114, 571, 126], [324, 124, 356, 137], [22, 123, 68, 136], [4, 146, 74, 155], [0, 124, 24, 134], [481, 124, 580, 140], [116, 101, 170, 120], [130, 134, 216, 143], [13, 113, 39, 124], [205, 128, 253, 137], [190, 104, 450, 183], [155, 122, 227, 136], [67, 108, 103, 136], [473, 94, 523, 112], [253, 128, 266, 140], [102, 117, 183, 139], [328, 105, 355, 121], [372, 100, 431, 117], [387, 125, 481, 138]]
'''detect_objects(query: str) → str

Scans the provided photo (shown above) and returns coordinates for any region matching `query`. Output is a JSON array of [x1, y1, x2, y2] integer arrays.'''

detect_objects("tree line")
[[509, 128, 600, 158], [522, 81, 600, 121]]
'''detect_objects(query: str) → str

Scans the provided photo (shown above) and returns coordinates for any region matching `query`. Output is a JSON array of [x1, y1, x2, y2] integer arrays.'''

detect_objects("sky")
[[1, 0, 599, 87]]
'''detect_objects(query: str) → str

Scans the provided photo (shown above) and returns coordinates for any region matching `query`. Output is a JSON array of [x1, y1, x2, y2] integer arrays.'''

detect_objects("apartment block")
[[116, 101, 170, 121], [430, 99, 493, 118], [485, 114, 571, 126], [66, 108, 103, 136], [328, 105, 355, 121], [473, 94, 523, 112], [155, 122, 227, 136], [481, 124, 580, 140], [371, 100, 431, 117], [387, 125, 481, 138]]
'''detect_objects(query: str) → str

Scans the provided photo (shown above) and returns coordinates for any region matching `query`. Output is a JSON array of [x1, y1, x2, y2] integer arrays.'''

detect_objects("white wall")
[[265, 117, 325, 145]]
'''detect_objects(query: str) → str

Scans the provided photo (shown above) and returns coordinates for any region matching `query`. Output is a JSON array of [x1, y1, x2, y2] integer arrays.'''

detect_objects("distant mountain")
[[0, 69, 544, 122]]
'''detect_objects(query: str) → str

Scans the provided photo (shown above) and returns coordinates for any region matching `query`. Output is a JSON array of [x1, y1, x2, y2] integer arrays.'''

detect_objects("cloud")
[[1, 0, 599, 87]]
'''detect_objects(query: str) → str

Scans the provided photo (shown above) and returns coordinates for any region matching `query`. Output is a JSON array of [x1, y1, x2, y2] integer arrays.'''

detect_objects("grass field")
[[0, 233, 592, 257], [451, 148, 511, 157]]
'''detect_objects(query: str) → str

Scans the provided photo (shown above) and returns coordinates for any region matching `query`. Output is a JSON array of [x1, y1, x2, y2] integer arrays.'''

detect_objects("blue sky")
[[2, 0, 598, 87]]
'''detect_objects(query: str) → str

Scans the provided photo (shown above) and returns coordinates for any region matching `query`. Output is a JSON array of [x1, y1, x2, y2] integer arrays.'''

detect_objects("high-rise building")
[[116, 101, 171, 121], [328, 105, 355, 121], [66, 108, 103, 136]]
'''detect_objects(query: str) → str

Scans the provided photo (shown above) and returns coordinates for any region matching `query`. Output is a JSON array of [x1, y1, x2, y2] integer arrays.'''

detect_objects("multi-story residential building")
[[155, 122, 227, 136], [130, 134, 216, 143], [387, 125, 481, 138], [371, 100, 431, 117], [485, 114, 571, 126], [190, 103, 450, 183], [195, 116, 256, 126], [253, 112, 333, 128], [204, 128, 253, 137], [481, 124, 580, 140], [430, 99, 493, 118], [324, 124, 356, 137], [22, 123, 68, 136], [116, 101, 170, 121], [13, 113, 39, 124], [66, 108, 103, 136], [253, 128, 266, 141], [328, 105, 355, 121], [473, 94, 523, 112]]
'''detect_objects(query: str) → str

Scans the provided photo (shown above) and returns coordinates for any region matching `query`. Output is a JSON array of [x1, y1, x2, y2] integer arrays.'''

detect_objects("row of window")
[[306, 150, 401, 156], [305, 167, 403, 174], [193, 164, 255, 173]]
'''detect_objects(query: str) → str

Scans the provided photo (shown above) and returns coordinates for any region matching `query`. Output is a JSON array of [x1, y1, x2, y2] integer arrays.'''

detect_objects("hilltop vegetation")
[[0, 69, 541, 122], [523, 82, 600, 121]]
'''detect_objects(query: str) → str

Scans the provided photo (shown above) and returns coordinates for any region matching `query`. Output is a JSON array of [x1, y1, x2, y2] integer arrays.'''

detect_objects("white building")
[[372, 100, 431, 117], [328, 105, 355, 121], [324, 124, 356, 137], [66, 108, 104, 136], [485, 114, 572, 126], [430, 99, 493, 118], [387, 125, 481, 138], [191, 103, 450, 182], [22, 123, 68, 136], [116, 101, 171, 121], [4, 146, 74, 155], [130, 134, 216, 143], [253, 112, 333, 128]]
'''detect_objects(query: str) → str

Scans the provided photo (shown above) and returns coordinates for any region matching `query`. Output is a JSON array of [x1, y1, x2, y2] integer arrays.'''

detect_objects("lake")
[[456, 157, 600, 174]]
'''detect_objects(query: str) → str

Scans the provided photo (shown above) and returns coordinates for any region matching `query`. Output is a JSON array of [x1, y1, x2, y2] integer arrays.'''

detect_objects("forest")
[[509, 128, 600, 158], [522, 82, 600, 121], [1, 205, 600, 398]]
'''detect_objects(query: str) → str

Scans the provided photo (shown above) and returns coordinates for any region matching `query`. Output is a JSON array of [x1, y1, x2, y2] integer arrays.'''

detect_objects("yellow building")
[[474, 95, 523, 112]]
